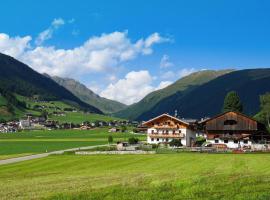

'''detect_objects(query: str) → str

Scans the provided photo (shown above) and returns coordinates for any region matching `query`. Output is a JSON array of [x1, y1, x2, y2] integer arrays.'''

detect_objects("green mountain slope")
[[0, 53, 102, 115], [114, 69, 233, 120], [139, 68, 270, 120], [50, 76, 127, 114]]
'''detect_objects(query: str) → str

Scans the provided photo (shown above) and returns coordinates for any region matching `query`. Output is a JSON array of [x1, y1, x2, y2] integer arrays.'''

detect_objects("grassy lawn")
[[0, 128, 146, 159], [0, 153, 270, 199]]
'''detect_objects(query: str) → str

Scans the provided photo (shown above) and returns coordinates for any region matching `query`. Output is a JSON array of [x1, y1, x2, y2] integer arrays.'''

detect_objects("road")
[[0, 144, 108, 166]]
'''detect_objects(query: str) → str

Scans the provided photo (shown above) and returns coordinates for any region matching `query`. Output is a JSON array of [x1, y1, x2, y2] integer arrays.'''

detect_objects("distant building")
[[142, 113, 196, 146], [116, 142, 139, 151], [200, 111, 268, 149], [19, 119, 31, 129], [108, 127, 120, 133]]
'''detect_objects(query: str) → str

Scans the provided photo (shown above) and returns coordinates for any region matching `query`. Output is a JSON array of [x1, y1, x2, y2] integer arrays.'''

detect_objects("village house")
[[142, 113, 196, 146], [200, 111, 268, 149]]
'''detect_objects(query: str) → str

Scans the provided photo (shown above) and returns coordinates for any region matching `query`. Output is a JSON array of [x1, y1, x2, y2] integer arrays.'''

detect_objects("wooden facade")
[[205, 111, 257, 131], [201, 111, 268, 148]]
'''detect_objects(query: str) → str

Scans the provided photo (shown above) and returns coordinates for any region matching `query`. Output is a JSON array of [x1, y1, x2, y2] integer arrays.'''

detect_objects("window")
[[234, 140, 238, 144], [151, 138, 154, 141], [215, 139, 219, 143], [243, 140, 248, 144], [166, 130, 169, 134], [173, 130, 175, 134], [166, 138, 169, 142], [224, 120, 237, 125], [224, 140, 228, 144], [151, 130, 154, 134], [157, 138, 159, 142]]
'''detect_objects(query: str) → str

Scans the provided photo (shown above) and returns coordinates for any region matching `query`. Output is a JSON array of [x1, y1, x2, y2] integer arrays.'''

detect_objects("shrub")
[[195, 136, 206, 146], [169, 139, 182, 147], [128, 137, 139, 144], [108, 135, 113, 144]]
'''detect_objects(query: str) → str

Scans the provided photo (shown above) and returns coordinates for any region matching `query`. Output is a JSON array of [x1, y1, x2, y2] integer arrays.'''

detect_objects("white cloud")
[[35, 18, 65, 45], [160, 54, 174, 68], [161, 70, 175, 80], [0, 31, 170, 78], [0, 33, 31, 57], [100, 70, 174, 105], [100, 70, 154, 105], [178, 68, 196, 78], [155, 81, 172, 90]]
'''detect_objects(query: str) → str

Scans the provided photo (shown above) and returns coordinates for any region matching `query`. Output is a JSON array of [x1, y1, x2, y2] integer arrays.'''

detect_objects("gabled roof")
[[142, 113, 190, 126], [199, 111, 258, 124]]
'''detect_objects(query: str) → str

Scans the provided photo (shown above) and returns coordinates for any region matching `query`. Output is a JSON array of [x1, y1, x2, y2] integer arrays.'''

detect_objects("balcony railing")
[[149, 133, 185, 138]]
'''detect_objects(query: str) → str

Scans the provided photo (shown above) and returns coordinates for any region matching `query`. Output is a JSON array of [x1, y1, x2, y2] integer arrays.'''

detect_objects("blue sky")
[[0, 0, 270, 104]]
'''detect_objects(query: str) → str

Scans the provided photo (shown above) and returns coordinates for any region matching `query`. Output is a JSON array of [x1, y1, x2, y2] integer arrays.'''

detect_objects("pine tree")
[[223, 91, 243, 113]]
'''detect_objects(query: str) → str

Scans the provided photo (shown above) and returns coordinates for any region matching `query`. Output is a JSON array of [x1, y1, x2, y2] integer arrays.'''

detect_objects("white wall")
[[147, 128, 196, 147], [207, 139, 252, 149]]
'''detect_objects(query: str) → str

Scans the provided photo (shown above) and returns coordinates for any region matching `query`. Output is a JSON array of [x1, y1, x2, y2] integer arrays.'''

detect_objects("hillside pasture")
[[1, 153, 270, 199]]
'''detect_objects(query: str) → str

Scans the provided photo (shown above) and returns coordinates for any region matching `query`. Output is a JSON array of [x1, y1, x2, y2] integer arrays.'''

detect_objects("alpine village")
[[2, 1, 270, 200]]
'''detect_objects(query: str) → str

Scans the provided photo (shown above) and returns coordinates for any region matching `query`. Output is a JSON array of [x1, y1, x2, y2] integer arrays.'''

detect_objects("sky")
[[0, 0, 270, 105]]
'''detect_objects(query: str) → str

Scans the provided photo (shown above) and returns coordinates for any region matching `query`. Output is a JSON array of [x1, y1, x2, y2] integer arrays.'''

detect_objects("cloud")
[[0, 33, 31, 57], [155, 81, 172, 90], [100, 70, 154, 105], [100, 70, 174, 105], [161, 70, 175, 80], [0, 31, 170, 78], [35, 18, 65, 45], [178, 68, 196, 78], [160, 54, 174, 68]]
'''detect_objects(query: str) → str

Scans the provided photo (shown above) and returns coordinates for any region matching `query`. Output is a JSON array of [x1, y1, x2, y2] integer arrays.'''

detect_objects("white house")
[[142, 113, 196, 147]]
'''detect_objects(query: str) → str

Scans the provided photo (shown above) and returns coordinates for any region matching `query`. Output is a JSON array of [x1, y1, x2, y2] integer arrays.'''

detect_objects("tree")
[[108, 135, 113, 144], [169, 139, 182, 147], [255, 93, 270, 129], [223, 91, 243, 113], [128, 137, 139, 144], [121, 125, 127, 132], [41, 110, 48, 120]]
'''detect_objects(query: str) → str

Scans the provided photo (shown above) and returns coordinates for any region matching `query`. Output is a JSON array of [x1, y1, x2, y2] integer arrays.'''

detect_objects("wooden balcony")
[[149, 133, 185, 138], [153, 125, 179, 129]]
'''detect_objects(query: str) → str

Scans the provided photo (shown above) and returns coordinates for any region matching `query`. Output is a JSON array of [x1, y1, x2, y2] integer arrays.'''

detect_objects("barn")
[[200, 111, 267, 149]]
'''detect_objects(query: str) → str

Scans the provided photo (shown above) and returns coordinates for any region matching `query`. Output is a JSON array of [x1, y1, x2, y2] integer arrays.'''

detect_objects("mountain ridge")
[[138, 68, 270, 120], [0, 53, 102, 114], [114, 69, 233, 120], [50, 76, 127, 114]]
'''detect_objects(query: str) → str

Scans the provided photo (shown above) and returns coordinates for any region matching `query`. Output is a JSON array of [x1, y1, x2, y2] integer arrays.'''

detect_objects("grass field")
[[1, 153, 270, 199], [0, 128, 146, 159]]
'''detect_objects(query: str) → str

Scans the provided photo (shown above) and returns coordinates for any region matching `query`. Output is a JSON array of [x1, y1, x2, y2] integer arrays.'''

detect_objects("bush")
[[169, 139, 182, 147], [195, 136, 206, 146], [108, 135, 113, 144], [128, 137, 139, 144]]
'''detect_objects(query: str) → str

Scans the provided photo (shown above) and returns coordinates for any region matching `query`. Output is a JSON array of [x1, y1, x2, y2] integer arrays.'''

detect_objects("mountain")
[[114, 69, 233, 120], [138, 68, 270, 121], [50, 76, 127, 113], [0, 53, 102, 114]]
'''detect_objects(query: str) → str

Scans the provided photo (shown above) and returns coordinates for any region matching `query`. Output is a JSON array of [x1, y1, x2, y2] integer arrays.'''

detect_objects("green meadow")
[[1, 153, 270, 200], [0, 128, 145, 160]]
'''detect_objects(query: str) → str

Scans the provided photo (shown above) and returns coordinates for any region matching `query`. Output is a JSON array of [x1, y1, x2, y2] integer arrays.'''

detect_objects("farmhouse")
[[200, 111, 267, 149], [142, 113, 196, 146]]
